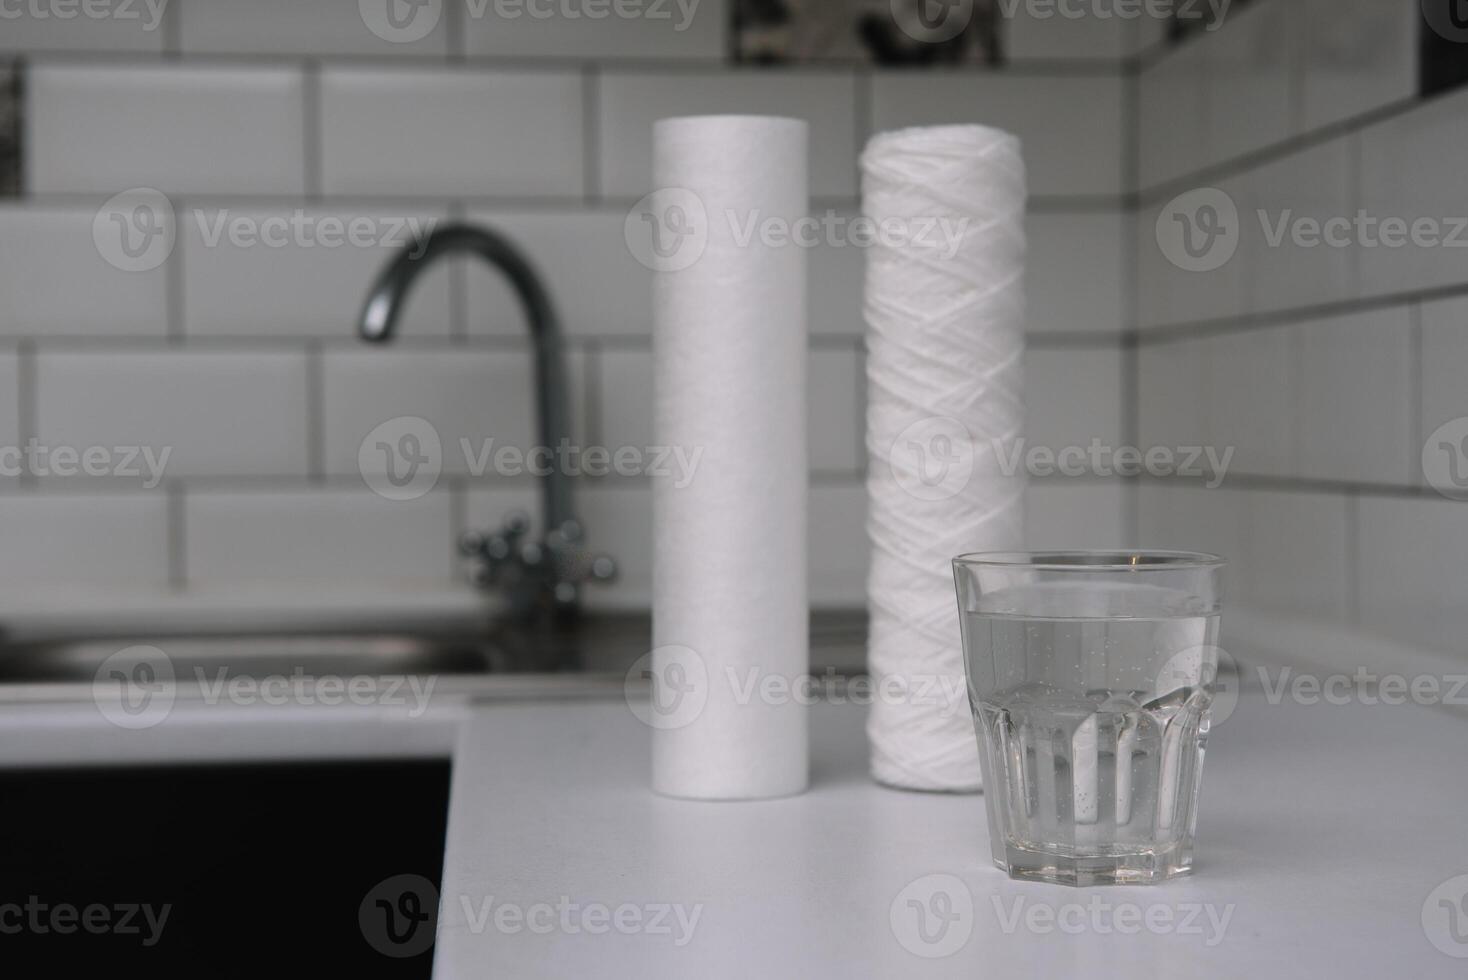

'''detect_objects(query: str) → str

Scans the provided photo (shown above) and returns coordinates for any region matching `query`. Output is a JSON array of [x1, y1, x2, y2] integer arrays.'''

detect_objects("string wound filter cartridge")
[[862, 125, 1028, 792]]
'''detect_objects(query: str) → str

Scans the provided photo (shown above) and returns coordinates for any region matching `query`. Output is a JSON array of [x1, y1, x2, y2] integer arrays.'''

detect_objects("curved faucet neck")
[[358, 222, 576, 541]]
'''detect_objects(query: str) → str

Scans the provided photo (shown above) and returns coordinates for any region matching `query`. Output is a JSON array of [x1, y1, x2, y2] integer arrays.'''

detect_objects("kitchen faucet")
[[358, 223, 615, 617]]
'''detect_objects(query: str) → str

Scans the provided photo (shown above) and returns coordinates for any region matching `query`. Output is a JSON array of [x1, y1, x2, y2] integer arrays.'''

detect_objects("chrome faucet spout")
[[358, 222, 613, 615]]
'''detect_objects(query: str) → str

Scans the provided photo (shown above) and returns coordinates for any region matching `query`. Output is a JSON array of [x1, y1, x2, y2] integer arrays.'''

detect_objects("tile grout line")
[[167, 480, 187, 591], [166, 196, 185, 344], [582, 65, 600, 205], [306, 340, 325, 483], [583, 341, 602, 449], [1409, 300, 1423, 486], [15, 339, 36, 489], [1133, 280, 1468, 346]]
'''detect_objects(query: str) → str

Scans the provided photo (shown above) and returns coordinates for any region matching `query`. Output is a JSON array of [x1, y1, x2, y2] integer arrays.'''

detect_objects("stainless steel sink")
[[0, 610, 867, 688]]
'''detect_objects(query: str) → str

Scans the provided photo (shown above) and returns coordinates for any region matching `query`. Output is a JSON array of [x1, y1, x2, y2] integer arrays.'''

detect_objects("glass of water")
[[952, 551, 1226, 886]]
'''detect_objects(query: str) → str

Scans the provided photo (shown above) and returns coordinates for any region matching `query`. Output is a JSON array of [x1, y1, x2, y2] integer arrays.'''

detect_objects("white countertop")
[[431, 685, 1468, 979], [2, 612, 1465, 977]]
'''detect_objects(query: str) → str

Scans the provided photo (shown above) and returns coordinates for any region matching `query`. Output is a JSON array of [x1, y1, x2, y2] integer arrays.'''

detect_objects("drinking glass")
[[952, 551, 1226, 886]]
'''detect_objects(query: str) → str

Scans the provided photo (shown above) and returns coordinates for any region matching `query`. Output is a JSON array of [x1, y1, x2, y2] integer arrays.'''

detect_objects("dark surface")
[[0, 760, 451, 977], [0, 610, 869, 684]]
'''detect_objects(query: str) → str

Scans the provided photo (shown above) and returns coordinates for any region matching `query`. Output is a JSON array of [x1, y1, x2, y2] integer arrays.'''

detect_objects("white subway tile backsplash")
[[1002, 6, 1128, 61], [323, 348, 586, 478], [27, 64, 307, 196], [1239, 489, 1350, 619], [597, 347, 654, 452], [1135, 483, 1246, 568], [320, 68, 584, 198], [185, 488, 453, 586], [1357, 495, 1468, 655], [566, 482, 654, 610], [180, 0, 451, 56], [0, 2, 168, 54], [1357, 88, 1468, 299], [1025, 481, 1128, 551], [1025, 346, 1123, 452], [810, 221, 865, 336], [808, 482, 866, 607], [1138, 338, 1206, 453], [0, 493, 170, 587], [1422, 296, 1468, 456], [182, 206, 454, 338], [1297, 308, 1413, 485], [35, 351, 310, 479], [1199, 327, 1297, 478], [1301, 0, 1417, 133], [597, 70, 858, 199], [461, 0, 726, 60], [1138, 41, 1209, 190], [870, 72, 1123, 198], [0, 205, 168, 337], [1136, 174, 1249, 328], [1237, 140, 1353, 316], [810, 347, 861, 474], [1203, 0, 1299, 164], [1027, 211, 1124, 334], [463, 208, 649, 338]]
